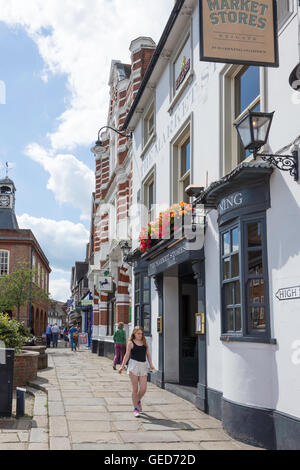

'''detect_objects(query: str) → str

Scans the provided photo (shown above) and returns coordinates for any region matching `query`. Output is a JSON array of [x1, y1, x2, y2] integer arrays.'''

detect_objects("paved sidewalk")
[[0, 388, 48, 450], [30, 347, 259, 451]]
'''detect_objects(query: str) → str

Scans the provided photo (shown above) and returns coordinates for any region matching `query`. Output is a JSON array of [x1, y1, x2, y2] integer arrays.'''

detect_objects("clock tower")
[[0, 177, 16, 210], [0, 177, 19, 230]]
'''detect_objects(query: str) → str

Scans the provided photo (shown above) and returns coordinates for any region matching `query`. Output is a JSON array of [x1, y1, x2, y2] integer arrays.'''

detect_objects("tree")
[[0, 262, 50, 322]]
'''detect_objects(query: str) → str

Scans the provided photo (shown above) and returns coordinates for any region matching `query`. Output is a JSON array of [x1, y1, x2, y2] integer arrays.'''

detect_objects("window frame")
[[221, 64, 266, 175], [134, 273, 152, 336], [220, 212, 272, 343], [171, 121, 192, 205], [0, 250, 9, 276], [277, 0, 295, 32], [220, 223, 242, 334], [143, 169, 156, 225], [143, 100, 155, 150]]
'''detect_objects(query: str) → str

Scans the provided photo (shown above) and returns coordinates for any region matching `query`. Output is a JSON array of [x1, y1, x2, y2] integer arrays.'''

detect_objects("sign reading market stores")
[[199, 0, 279, 67]]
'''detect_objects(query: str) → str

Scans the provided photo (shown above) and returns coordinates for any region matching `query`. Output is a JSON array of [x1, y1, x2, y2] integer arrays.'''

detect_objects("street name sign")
[[276, 286, 300, 301]]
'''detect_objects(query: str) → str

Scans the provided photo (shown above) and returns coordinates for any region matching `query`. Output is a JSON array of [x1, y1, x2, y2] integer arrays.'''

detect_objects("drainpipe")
[[28, 248, 34, 328]]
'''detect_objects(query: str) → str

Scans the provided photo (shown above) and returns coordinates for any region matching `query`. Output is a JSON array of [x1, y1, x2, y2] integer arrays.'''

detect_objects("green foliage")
[[0, 313, 31, 352], [0, 261, 50, 320]]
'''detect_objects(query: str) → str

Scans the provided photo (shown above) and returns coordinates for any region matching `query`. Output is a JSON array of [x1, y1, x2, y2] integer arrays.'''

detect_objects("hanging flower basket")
[[138, 202, 192, 253]]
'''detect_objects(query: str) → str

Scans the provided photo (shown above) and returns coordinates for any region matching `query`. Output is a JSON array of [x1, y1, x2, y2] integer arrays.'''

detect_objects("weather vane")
[[3, 161, 12, 178]]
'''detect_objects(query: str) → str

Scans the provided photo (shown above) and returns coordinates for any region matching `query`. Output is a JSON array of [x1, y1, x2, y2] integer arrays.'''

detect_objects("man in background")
[[46, 323, 52, 348], [51, 323, 60, 348]]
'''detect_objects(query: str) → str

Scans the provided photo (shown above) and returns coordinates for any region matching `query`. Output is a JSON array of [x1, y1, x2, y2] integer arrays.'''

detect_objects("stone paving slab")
[[50, 437, 71, 450], [66, 412, 111, 422], [137, 442, 202, 450], [70, 431, 121, 444], [68, 420, 111, 432], [64, 405, 107, 413], [175, 429, 231, 442], [141, 420, 198, 431], [49, 417, 69, 437], [120, 431, 181, 443], [0, 443, 27, 450], [48, 401, 65, 416], [64, 398, 105, 406], [0, 433, 19, 443], [72, 444, 138, 450], [28, 443, 49, 450], [30, 428, 49, 443]]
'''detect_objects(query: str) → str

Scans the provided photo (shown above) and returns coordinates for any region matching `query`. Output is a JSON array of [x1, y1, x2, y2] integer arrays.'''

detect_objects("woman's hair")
[[118, 322, 124, 329], [129, 326, 148, 347]]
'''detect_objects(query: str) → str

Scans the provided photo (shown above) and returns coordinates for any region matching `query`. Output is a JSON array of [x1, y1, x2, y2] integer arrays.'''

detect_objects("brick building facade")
[[89, 37, 156, 355], [0, 177, 51, 336]]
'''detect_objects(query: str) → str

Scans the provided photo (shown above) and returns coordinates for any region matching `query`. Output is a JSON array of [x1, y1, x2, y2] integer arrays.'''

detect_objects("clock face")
[[0, 195, 9, 207]]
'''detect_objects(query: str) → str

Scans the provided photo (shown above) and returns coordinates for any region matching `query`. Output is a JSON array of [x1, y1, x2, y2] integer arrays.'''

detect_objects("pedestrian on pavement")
[[113, 322, 126, 370], [51, 323, 60, 348], [63, 326, 69, 348], [46, 323, 52, 348], [118, 326, 155, 418], [69, 323, 79, 352]]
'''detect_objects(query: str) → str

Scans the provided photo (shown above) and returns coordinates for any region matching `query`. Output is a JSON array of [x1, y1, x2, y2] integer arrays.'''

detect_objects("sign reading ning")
[[199, 0, 279, 67]]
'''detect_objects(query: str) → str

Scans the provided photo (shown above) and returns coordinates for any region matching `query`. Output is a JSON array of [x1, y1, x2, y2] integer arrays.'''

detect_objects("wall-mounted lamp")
[[235, 110, 299, 181], [95, 126, 132, 149], [120, 240, 133, 265], [289, 63, 300, 92]]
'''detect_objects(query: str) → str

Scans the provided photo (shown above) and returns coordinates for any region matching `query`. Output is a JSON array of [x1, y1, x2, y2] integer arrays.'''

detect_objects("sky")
[[0, 0, 174, 301]]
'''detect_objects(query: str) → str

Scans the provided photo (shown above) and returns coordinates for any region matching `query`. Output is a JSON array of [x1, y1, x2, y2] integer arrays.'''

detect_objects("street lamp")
[[120, 240, 131, 260], [95, 126, 132, 148], [235, 110, 299, 181]]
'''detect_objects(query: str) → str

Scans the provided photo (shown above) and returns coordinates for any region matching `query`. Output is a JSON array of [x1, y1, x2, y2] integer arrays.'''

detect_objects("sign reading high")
[[200, 0, 279, 67]]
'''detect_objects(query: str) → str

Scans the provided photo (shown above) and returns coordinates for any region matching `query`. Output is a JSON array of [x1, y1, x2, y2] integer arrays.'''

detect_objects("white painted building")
[[123, 0, 300, 450]]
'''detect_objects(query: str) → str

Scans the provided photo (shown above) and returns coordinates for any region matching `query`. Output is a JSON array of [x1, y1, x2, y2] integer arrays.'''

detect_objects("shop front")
[[134, 232, 207, 410]]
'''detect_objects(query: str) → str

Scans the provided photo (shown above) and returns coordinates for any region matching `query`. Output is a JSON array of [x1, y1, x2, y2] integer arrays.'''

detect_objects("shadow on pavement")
[[140, 412, 195, 430]]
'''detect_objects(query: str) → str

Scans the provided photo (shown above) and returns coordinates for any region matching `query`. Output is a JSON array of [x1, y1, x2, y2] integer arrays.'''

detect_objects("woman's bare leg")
[[129, 373, 139, 409], [137, 375, 147, 402]]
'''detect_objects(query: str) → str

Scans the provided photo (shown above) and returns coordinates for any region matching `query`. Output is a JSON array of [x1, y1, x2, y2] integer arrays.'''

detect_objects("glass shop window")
[[220, 215, 270, 340]]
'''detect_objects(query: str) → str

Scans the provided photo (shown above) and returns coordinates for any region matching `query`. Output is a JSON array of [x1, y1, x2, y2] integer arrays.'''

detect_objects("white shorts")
[[127, 359, 148, 377]]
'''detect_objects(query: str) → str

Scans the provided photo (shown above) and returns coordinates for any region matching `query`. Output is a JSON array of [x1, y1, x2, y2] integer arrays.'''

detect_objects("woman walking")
[[63, 326, 69, 348], [118, 326, 155, 417], [113, 322, 126, 370]]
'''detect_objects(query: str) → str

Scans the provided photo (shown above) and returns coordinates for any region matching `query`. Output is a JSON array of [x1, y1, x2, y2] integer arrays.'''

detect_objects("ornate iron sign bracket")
[[254, 150, 299, 181]]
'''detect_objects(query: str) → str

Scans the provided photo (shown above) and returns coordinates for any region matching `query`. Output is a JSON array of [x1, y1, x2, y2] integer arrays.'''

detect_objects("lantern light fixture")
[[95, 126, 132, 148], [235, 110, 299, 181]]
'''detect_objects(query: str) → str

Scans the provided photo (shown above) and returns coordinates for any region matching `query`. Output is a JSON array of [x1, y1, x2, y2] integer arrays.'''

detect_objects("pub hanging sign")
[[199, 0, 279, 67]]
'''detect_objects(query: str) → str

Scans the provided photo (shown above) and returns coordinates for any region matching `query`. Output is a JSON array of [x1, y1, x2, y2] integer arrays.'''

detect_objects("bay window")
[[221, 214, 271, 341]]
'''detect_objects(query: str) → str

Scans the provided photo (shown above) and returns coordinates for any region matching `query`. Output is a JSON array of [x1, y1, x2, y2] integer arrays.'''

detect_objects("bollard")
[[16, 387, 26, 419]]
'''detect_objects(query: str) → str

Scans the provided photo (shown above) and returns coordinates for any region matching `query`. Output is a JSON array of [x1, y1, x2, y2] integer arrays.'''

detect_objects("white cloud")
[[49, 277, 71, 303], [0, 0, 174, 150], [25, 143, 94, 220], [17, 213, 89, 273]]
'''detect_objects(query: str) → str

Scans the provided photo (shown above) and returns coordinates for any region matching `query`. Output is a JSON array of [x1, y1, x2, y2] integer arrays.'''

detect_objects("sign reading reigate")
[[200, 0, 279, 67]]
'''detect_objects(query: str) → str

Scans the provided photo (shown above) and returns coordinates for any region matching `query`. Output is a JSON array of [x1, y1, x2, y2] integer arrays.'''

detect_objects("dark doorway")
[[179, 274, 198, 386]]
